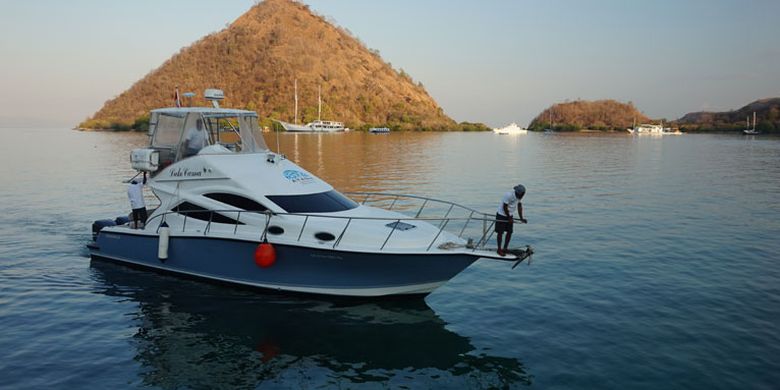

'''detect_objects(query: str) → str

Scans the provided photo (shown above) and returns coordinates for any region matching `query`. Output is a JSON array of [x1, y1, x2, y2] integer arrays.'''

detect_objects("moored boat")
[[493, 122, 528, 135], [277, 120, 313, 132], [743, 112, 760, 135], [307, 120, 345, 132], [630, 123, 664, 135]]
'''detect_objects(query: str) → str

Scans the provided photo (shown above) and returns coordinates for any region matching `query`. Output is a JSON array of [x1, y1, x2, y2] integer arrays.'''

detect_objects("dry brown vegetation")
[[81, 0, 462, 131], [529, 100, 650, 131]]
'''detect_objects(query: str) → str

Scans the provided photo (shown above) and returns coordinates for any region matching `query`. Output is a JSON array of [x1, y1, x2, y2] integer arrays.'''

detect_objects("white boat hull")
[[278, 121, 313, 132]]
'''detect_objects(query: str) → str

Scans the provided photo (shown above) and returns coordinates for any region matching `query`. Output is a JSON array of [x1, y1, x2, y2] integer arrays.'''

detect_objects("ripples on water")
[[1, 129, 779, 389]]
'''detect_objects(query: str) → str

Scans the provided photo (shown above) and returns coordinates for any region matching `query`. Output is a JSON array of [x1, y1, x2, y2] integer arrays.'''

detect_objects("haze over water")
[[1, 129, 779, 389]]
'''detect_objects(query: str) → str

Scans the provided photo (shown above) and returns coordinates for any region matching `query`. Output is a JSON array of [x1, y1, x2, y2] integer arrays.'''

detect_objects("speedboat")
[[493, 123, 528, 135], [369, 127, 390, 134], [88, 90, 532, 297]]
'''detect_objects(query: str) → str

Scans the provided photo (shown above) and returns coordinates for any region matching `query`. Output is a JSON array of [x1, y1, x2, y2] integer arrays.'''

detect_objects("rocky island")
[[675, 98, 780, 133], [529, 100, 649, 132], [80, 0, 485, 132], [528, 97, 780, 133]]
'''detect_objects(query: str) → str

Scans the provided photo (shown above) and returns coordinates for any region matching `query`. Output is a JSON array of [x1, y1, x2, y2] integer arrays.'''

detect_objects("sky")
[[0, 0, 778, 128]]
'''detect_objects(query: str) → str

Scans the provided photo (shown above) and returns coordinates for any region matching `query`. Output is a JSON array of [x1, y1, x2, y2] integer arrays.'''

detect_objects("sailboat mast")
[[294, 79, 298, 124], [318, 85, 322, 122], [753, 111, 756, 130]]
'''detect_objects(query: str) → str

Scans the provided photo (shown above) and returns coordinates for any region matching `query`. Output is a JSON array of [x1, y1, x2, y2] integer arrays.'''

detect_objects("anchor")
[[506, 245, 534, 269]]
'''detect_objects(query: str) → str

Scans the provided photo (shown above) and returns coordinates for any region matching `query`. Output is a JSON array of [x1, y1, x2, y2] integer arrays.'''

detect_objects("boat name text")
[[170, 167, 210, 178]]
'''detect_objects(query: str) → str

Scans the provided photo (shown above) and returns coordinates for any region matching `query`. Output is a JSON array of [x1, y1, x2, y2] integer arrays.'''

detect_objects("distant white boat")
[[308, 120, 345, 132], [369, 127, 390, 134], [277, 120, 345, 132], [628, 123, 664, 135], [743, 112, 760, 135], [493, 122, 528, 135]]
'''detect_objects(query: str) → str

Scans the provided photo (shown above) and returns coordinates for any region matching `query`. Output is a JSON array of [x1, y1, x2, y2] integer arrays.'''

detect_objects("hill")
[[528, 100, 650, 131], [80, 0, 463, 131], [675, 98, 780, 133]]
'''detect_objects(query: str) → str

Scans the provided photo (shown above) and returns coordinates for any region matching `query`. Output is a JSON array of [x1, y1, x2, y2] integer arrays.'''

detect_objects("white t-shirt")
[[185, 127, 208, 152], [127, 181, 145, 209], [496, 190, 519, 216]]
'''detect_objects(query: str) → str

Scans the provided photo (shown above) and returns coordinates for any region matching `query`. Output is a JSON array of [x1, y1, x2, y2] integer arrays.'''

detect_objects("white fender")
[[158, 226, 170, 260]]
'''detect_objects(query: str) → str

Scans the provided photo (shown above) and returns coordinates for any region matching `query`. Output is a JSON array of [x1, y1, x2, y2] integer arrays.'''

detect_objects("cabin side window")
[[172, 202, 243, 225], [203, 193, 268, 212], [267, 191, 358, 213]]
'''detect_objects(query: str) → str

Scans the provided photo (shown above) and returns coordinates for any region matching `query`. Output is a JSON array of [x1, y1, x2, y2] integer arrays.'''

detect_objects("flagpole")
[[174, 86, 181, 108]]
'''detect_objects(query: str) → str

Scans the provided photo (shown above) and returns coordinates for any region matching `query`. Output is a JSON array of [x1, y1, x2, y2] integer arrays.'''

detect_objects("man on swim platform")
[[128, 172, 148, 229], [495, 184, 527, 256]]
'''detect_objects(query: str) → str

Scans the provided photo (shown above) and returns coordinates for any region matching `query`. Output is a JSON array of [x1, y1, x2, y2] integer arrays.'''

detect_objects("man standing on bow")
[[495, 184, 527, 256]]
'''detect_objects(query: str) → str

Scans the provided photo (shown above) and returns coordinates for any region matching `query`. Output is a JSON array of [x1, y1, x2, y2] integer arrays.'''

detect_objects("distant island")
[[529, 98, 780, 133], [529, 100, 649, 132], [79, 0, 487, 132], [675, 98, 780, 133]]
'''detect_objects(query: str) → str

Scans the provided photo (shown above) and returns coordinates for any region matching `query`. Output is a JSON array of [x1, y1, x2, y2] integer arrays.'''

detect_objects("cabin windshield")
[[201, 114, 268, 153], [148, 110, 269, 169]]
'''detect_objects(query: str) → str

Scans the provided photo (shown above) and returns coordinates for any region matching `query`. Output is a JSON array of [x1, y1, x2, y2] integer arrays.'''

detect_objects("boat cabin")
[[147, 107, 268, 172]]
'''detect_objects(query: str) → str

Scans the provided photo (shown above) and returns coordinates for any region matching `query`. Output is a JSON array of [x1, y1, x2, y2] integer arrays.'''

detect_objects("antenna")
[[204, 89, 224, 108], [275, 121, 281, 154], [294, 79, 298, 124]]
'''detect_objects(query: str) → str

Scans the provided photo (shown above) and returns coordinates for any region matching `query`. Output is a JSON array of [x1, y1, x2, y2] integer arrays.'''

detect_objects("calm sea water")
[[1, 129, 779, 389]]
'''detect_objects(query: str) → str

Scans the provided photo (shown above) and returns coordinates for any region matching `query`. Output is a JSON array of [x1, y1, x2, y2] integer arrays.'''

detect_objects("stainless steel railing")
[[144, 193, 521, 253]]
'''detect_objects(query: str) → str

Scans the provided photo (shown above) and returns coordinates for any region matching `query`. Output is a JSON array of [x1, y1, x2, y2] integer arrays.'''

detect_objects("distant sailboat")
[[277, 81, 345, 132], [544, 109, 554, 132], [743, 112, 760, 135]]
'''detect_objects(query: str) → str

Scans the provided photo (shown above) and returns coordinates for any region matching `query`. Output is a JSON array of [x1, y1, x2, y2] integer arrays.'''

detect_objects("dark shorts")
[[132, 207, 148, 223], [495, 213, 513, 234]]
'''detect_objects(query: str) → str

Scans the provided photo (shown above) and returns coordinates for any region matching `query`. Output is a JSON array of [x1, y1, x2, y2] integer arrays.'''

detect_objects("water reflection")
[[263, 132, 443, 194], [89, 261, 531, 388]]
